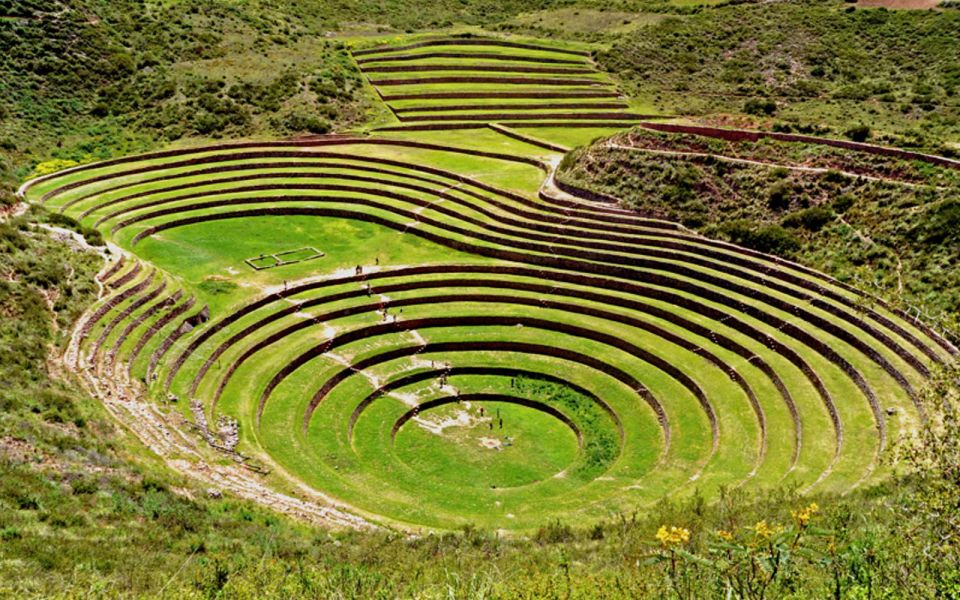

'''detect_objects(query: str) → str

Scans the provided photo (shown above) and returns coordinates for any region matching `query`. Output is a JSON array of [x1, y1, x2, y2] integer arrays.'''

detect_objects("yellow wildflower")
[[716, 529, 733, 542], [655, 525, 690, 546], [753, 520, 783, 539], [791, 502, 819, 527]]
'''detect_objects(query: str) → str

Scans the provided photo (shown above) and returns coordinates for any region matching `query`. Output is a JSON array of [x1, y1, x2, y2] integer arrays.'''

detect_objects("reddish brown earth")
[[857, 0, 941, 9]]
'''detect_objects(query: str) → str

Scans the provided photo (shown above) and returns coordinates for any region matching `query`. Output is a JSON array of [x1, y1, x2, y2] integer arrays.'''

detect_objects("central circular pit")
[[392, 396, 581, 489]]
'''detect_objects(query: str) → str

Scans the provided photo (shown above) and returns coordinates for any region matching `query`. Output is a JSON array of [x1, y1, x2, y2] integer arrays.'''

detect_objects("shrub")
[[823, 170, 849, 184], [744, 98, 777, 116], [70, 477, 98, 495], [82, 227, 104, 247], [766, 180, 794, 211], [534, 520, 575, 544], [280, 111, 330, 135], [832, 193, 855, 213], [45, 211, 80, 229], [715, 220, 801, 256], [917, 199, 960, 245], [0, 188, 16, 207], [782, 206, 835, 231], [844, 124, 872, 143]]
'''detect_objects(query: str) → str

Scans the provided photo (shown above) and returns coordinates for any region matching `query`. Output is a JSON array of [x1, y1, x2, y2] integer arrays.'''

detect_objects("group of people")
[[353, 256, 380, 277]]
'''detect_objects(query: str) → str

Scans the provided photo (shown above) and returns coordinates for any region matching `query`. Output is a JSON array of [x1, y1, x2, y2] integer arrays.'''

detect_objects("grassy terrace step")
[[30, 152, 944, 398], [363, 64, 599, 75], [231, 314, 864, 524], [356, 52, 589, 65], [70, 257, 200, 398], [79, 182, 932, 382], [30, 141, 944, 382], [396, 113, 646, 123], [378, 90, 622, 101], [370, 76, 609, 87], [191, 278, 836, 490], [110, 197, 938, 393], [24, 32, 953, 530], [350, 35, 641, 135], [352, 37, 591, 58], [177, 274, 800, 467], [393, 102, 632, 113]]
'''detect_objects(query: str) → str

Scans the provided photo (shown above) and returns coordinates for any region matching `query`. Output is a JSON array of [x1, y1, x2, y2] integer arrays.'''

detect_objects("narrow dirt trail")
[[63, 257, 375, 531]]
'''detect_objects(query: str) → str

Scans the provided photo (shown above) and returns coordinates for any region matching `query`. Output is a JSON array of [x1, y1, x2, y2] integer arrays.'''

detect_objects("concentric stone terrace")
[[24, 92, 954, 530], [354, 35, 647, 131]]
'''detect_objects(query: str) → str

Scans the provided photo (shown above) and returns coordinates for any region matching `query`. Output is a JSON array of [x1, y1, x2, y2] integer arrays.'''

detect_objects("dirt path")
[[62, 258, 374, 531]]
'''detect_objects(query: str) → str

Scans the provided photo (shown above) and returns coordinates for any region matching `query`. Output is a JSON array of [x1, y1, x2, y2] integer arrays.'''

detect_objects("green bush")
[[782, 206, 835, 231], [833, 193, 856, 213], [0, 188, 16, 207], [279, 111, 330, 134], [845, 124, 872, 143], [743, 97, 777, 116], [766, 180, 794, 211], [917, 199, 960, 244], [715, 220, 801, 256]]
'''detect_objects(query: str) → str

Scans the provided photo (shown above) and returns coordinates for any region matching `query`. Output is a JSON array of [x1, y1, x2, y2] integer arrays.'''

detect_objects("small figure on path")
[[355, 265, 362, 276], [479, 406, 484, 417], [375, 256, 380, 266]]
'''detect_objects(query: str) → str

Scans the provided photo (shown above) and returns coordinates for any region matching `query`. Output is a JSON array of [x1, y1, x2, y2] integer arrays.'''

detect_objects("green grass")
[[12, 27, 947, 541], [507, 8, 673, 36]]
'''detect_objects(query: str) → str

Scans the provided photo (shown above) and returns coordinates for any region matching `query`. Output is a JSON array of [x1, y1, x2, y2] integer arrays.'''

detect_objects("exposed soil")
[[478, 436, 503, 450], [857, 0, 941, 8]]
